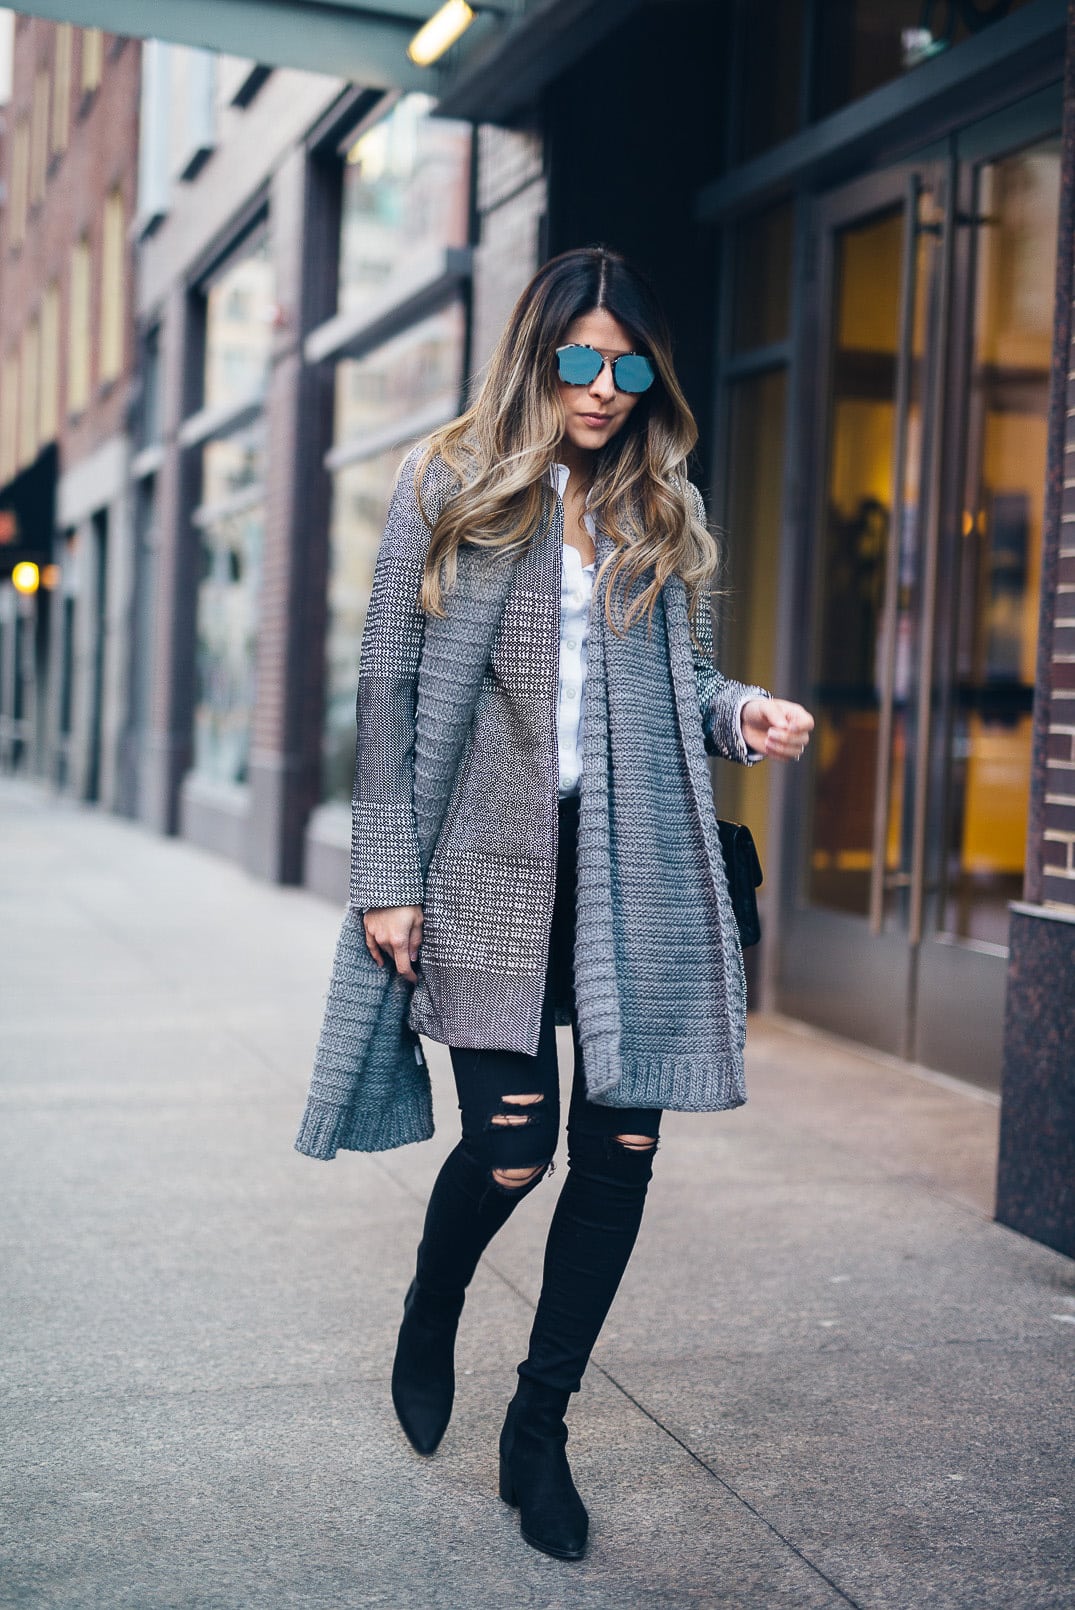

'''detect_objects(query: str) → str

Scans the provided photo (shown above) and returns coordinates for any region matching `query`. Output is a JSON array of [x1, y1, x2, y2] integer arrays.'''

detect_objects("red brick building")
[[0, 17, 140, 807]]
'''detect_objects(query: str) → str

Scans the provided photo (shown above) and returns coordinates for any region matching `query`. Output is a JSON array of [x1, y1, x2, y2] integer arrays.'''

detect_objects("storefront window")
[[202, 419, 265, 507], [193, 420, 265, 785], [203, 233, 275, 411], [193, 496, 264, 786], [338, 94, 470, 318], [334, 303, 465, 445]]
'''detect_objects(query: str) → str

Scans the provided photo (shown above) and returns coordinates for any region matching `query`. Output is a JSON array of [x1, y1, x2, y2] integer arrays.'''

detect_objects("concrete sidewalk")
[[1, 777, 1072, 1610]]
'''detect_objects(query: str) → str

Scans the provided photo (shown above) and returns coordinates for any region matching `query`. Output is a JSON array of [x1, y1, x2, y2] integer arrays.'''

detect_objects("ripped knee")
[[490, 1160, 551, 1194], [566, 1128, 659, 1186], [490, 1092, 544, 1128]]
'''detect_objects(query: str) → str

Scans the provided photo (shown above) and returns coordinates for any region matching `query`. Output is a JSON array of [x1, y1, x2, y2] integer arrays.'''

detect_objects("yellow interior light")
[[408, 0, 476, 67], [41, 562, 61, 590], [12, 561, 40, 595]]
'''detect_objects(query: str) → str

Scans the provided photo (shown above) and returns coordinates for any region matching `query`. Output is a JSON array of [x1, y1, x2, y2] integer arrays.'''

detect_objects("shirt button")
[[566, 686, 578, 700]]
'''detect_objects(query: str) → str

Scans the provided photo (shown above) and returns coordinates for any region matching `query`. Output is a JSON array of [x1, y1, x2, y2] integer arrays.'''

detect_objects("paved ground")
[[1, 776, 1072, 1610]]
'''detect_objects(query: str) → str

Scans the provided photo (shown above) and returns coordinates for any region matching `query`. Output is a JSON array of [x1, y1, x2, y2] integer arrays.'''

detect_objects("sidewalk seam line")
[[478, 1254, 866, 1610], [591, 1365, 868, 1610]]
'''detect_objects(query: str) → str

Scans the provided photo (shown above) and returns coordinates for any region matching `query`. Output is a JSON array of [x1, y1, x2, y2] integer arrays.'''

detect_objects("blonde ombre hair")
[[415, 247, 719, 635]]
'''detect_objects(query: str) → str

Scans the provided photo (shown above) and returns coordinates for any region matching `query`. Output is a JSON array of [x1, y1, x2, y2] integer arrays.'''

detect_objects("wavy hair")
[[415, 246, 719, 634]]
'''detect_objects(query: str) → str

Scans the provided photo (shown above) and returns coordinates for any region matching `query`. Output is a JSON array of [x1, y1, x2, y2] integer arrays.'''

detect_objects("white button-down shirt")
[[551, 463, 595, 797]]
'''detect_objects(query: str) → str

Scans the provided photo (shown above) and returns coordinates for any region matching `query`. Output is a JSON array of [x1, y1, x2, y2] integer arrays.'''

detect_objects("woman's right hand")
[[363, 905, 424, 983]]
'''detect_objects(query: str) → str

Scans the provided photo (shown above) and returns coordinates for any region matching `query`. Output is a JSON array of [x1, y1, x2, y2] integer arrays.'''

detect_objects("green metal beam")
[[13, 0, 446, 88]]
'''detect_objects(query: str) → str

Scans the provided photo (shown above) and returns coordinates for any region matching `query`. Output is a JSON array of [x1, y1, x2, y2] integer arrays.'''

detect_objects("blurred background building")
[[0, 13, 138, 807], [0, 0, 1071, 1256]]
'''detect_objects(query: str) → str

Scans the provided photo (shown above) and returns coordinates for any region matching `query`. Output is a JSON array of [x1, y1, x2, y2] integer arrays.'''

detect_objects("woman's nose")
[[588, 359, 615, 399]]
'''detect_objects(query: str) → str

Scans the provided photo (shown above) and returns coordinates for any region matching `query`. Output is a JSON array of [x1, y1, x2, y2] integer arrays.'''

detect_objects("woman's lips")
[[579, 413, 613, 427]]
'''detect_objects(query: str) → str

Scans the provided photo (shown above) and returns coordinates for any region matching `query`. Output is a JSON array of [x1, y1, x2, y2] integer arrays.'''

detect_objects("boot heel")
[[497, 1383, 588, 1559], [499, 1454, 518, 1508]]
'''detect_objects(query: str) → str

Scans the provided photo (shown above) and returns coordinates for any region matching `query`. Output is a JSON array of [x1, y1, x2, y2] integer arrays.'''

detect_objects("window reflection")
[[203, 234, 275, 410], [942, 140, 1059, 942], [334, 303, 464, 444], [193, 498, 264, 786], [339, 94, 470, 318], [808, 207, 905, 917], [202, 420, 265, 507], [193, 424, 266, 787]]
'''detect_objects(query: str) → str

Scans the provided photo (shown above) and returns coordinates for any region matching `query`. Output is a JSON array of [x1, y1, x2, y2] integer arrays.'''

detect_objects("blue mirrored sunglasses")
[[555, 343, 656, 394]]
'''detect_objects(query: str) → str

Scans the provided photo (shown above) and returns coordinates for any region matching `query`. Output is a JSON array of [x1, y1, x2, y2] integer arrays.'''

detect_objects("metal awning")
[[13, 0, 655, 118], [11, 0, 519, 91]]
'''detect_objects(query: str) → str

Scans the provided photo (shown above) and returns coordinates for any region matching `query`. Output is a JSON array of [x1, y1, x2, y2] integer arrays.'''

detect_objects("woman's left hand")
[[740, 697, 815, 763]]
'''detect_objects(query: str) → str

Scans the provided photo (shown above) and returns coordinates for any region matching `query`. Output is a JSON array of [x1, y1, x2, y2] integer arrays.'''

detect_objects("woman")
[[296, 247, 813, 1562]]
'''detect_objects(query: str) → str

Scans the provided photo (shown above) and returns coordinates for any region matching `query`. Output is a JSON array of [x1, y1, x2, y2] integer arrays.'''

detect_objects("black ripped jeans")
[[412, 793, 663, 1396]]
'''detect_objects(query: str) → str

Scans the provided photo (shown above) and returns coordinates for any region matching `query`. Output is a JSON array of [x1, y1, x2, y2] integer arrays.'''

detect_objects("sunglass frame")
[[555, 343, 656, 394]]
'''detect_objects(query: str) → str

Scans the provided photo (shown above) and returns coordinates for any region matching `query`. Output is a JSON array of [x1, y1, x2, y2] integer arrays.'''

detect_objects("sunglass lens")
[[556, 345, 603, 385], [613, 354, 655, 393]]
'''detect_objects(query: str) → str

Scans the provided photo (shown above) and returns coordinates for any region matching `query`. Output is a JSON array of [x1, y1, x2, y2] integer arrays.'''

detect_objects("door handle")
[[868, 174, 921, 935]]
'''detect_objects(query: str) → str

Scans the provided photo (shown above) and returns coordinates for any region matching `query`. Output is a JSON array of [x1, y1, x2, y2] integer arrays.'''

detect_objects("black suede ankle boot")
[[498, 1378, 589, 1560], [391, 1279, 465, 1456]]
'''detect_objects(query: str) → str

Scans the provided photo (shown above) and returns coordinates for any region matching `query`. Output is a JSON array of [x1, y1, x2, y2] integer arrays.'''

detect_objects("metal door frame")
[[778, 163, 937, 1058]]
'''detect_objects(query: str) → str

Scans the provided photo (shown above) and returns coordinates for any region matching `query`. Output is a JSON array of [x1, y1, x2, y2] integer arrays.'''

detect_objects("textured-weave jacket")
[[295, 447, 767, 1159]]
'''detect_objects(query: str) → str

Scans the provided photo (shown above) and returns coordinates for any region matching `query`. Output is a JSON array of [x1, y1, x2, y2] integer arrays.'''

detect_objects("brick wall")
[[1045, 397, 1075, 900], [1036, 1, 1075, 914], [0, 19, 140, 473]]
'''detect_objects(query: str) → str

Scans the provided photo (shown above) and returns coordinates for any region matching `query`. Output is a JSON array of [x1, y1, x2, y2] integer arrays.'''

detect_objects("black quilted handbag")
[[716, 820, 763, 948]]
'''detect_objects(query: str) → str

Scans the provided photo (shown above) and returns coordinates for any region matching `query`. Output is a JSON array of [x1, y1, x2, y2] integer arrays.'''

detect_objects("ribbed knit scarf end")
[[295, 1088, 435, 1160], [582, 1039, 747, 1113]]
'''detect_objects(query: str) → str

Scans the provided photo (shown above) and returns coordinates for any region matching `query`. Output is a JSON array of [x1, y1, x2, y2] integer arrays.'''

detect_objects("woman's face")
[[556, 308, 645, 460]]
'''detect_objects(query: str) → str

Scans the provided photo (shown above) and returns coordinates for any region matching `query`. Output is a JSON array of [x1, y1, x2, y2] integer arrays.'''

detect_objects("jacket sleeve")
[[349, 447, 435, 913], [687, 482, 770, 766]]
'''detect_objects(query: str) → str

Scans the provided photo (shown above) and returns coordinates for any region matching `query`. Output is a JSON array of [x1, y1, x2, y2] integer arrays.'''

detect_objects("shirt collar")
[[549, 462, 570, 499], [549, 462, 593, 506]]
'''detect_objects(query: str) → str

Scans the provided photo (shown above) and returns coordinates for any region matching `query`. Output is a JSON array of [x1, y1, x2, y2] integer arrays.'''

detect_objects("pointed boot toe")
[[391, 1280, 463, 1456]]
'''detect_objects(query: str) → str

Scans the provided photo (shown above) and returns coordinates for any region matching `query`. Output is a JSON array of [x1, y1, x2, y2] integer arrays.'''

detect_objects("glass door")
[[915, 119, 1060, 1079], [778, 97, 1060, 1088]]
